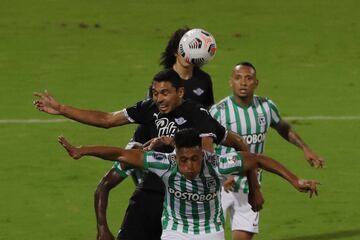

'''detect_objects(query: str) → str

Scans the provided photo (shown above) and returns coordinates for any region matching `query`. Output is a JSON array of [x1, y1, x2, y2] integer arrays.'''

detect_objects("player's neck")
[[173, 63, 193, 80], [233, 95, 253, 108]]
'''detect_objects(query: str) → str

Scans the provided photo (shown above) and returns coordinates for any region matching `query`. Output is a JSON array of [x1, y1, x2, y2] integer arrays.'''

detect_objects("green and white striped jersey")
[[143, 150, 245, 235], [113, 162, 144, 185], [209, 95, 281, 192]]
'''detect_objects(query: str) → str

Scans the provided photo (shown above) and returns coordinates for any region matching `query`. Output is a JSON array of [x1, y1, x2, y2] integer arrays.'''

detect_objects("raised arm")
[[272, 119, 325, 168], [241, 152, 319, 197], [58, 136, 144, 168], [33, 90, 130, 128]]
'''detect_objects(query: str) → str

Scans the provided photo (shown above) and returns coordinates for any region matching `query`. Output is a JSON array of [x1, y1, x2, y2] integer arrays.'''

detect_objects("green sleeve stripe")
[[113, 164, 130, 178], [148, 162, 170, 170], [143, 151, 152, 170]]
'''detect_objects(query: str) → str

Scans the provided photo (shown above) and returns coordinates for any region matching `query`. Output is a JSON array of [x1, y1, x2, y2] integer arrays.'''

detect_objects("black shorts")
[[117, 189, 164, 240]]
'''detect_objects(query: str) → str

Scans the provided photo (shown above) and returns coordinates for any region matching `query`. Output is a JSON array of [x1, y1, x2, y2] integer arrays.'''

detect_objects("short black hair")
[[235, 62, 256, 74], [160, 27, 190, 69], [153, 68, 184, 90], [174, 128, 201, 149]]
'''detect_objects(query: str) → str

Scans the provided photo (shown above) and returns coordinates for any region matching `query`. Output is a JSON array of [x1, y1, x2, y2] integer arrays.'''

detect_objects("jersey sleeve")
[[267, 98, 282, 125], [218, 152, 244, 177], [192, 105, 227, 144], [143, 151, 172, 177], [124, 99, 153, 124], [112, 161, 132, 178]]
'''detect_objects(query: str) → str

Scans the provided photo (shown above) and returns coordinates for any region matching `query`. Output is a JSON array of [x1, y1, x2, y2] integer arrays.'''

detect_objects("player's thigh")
[[118, 190, 163, 240], [221, 188, 235, 219], [232, 230, 255, 240], [231, 191, 259, 234]]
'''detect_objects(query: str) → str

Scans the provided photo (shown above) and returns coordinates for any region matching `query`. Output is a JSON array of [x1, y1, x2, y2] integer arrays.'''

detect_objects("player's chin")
[[184, 173, 197, 180]]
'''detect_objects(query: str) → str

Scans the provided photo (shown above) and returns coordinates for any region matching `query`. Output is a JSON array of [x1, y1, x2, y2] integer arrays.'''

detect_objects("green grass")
[[1, 0, 360, 239]]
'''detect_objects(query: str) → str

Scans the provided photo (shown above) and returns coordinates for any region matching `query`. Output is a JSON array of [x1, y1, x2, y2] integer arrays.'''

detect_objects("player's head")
[[152, 69, 185, 113], [230, 62, 258, 99], [174, 128, 203, 180], [160, 27, 197, 69]]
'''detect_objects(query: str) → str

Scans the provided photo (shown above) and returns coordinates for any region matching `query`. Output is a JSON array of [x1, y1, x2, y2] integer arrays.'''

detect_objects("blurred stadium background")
[[1, 0, 359, 239]]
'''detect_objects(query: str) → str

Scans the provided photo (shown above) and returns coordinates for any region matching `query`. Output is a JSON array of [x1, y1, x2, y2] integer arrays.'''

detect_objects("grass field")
[[1, 0, 360, 239]]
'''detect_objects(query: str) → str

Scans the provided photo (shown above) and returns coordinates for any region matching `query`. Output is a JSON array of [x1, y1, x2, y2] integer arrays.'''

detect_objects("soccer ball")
[[178, 28, 217, 66]]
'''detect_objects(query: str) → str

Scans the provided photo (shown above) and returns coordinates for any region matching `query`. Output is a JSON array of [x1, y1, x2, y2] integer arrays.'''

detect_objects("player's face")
[[176, 146, 203, 180], [229, 65, 258, 99], [152, 81, 184, 113], [175, 49, 192, 68]]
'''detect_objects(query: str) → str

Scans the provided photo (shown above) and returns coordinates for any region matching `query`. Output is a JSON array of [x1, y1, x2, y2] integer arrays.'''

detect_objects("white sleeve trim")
[[122, 109, 135, 123]]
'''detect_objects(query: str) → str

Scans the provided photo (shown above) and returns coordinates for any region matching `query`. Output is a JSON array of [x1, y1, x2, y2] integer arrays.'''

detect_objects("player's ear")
[[255, 78, 259, 88], [229, 79, 233, 88], [177, 87, 185, 98]]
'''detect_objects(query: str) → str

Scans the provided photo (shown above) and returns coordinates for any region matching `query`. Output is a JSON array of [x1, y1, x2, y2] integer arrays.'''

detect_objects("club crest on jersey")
[[155, 118, 178, 137], [174, 117, 187, 125], [205, 178, 217, 190], [258, 114, 266, 126], [193, 88, 204, 96]]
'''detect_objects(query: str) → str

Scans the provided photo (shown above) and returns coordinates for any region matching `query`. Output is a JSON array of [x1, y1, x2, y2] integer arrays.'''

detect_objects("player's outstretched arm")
[[95, 169, 126, 240], [242, 152, 319, 198], [33, 90, 130, 128], [58, 136, 144, 168], [273, 120, 325, 168]]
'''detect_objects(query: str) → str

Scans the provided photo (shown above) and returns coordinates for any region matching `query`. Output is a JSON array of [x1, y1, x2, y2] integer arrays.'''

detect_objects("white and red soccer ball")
[[179, 28, 217, 66]]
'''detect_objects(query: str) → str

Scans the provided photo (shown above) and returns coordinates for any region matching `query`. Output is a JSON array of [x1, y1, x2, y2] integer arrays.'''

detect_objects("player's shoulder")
[[182, 99, 208, 113], [211, 96, 231, 111], [254, 95, 276, 105], [193, 67, 211, 80]]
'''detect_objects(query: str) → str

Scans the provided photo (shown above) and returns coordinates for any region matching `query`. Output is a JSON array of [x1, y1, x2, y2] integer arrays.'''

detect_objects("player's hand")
[[58, 136, 83, 160], [304, 148, 325, 168], [33, 90, 62, 115], [295, 179, 320, 198], [143, 136, 174, 150], [223, 176, 236, 193], [248, 187, 264, 212], [97, 225, 115, 240]]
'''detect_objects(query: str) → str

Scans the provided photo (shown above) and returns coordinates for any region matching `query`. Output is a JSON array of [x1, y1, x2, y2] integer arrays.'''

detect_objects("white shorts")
[[221, 188, 259, 233], [161, 229, 225, 240]]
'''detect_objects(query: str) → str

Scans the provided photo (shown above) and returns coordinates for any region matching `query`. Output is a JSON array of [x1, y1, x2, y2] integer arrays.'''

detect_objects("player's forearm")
[[257, 154, 299, 188], [247, 169, 260, 192], [288, 128, 309, 150], [59, 105, 126, 128], [223, 131, 249, 152], [79, 146, 145, 168], [79, 146, 126, 161], [95, 184, 110, 228]]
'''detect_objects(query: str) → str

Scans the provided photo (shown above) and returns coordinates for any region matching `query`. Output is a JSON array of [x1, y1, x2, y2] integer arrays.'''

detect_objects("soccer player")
[[58, 128, 319, 240], [96, 27, 217, 240], [209, 62, 325, 240], [33, 68, 254, 240]]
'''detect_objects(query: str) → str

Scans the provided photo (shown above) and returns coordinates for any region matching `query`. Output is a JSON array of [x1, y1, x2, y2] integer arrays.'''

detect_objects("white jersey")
[[143, 150, 245, 235], [209, 95, 281, 192]]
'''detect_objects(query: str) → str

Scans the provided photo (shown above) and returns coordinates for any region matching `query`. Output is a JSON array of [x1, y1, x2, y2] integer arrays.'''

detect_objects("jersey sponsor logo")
[[174, 117, 187, 125], [258, 114, 266, 126], [168, 187, 218, 202], [242, 133, 266, 145], [155, 118, 178, 137], [193, 88, 204, 96]]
